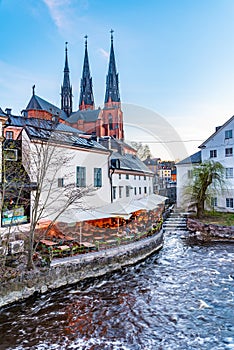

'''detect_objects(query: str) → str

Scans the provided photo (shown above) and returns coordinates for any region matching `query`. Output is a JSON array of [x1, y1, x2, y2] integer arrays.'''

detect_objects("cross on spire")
[[84, 35, 88, 48], [110, 29, 114, 42]]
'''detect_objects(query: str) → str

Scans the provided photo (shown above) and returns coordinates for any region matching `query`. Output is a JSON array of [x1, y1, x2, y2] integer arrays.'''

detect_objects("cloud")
[[43, 0, 73, 31], [99, 48, 109, 60]]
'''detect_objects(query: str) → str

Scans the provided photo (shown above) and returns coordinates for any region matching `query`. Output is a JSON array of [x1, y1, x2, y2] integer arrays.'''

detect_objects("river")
[[0, 230, 233, 350]]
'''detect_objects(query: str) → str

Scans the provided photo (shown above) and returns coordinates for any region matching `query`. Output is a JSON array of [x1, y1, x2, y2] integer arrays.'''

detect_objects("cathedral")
[[23, 32, 124, 140]]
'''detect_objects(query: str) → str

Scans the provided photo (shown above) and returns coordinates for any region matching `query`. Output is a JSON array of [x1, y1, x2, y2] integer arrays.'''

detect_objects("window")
[[113, 186, 117, 200], [134, 187, 137, 195], [109, 114, 113, 130], [119, 174, 121, 180], [211, 197, 217, 207], [126, 186, 130, 197], [226, 198, 234, 208], [225, 148, 233, 157], [126, 174, 129, 180], [58, 178, 64, 187], [94, 168, 102, 187], [4, 149, 18, 161], [226, 168, 233, 179], [225, 129, 233, 139], [76, 166, 86, 187], [144, 186, 147, 194], [119, 186, 123, 198], [139, 176, 141, 180], [139, 187, 141, 195], [5, 131, 13, 140], [144, 175, 146, 180], [188, 170, 193, 179], [210, 150, 217, 158], [134, 175, 136, 180]]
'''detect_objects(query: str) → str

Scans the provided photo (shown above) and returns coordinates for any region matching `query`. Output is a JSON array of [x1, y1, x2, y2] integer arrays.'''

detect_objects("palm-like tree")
[[185, 161, 225, 218]]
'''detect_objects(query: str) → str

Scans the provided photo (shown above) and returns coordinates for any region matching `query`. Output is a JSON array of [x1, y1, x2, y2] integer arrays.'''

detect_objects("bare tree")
[[21, 127, 95, 270], [129, 141, 152, 160]]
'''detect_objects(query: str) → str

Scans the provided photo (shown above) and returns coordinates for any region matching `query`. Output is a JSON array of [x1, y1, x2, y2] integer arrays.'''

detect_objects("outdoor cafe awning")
[[46, 208, 113, 224], [42, 194, 168, 225], [95, 201, 143, 219], [95, 194, 167, 218], [136, 194, 168, 210]]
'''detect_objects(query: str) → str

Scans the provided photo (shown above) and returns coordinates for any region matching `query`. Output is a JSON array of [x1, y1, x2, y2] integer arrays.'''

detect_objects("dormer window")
[[225, 130, 233, 139]]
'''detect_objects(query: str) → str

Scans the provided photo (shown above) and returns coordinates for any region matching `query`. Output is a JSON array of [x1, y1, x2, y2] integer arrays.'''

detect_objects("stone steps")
[[163, 212, 188, 232]]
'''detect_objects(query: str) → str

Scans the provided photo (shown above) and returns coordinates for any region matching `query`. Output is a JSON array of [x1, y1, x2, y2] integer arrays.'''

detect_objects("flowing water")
[[0, 230, 233, 350]]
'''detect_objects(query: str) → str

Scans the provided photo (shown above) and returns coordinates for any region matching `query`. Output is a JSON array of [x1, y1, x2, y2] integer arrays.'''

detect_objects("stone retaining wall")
[[187, 218, 234, 241], [0, 232, 163, 308]]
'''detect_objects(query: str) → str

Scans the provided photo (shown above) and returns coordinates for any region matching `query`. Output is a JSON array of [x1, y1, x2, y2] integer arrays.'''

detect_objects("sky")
[[1, 0, 234, 161]]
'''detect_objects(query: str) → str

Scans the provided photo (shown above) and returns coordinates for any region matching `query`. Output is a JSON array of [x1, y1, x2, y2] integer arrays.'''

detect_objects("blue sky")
[[1, 0, 234, 160]]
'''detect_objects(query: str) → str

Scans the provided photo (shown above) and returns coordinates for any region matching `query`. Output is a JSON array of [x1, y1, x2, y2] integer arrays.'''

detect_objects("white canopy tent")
[[39, 194, 168, 244], [95, 201, 143, 219], [136, 194, 168, 210]]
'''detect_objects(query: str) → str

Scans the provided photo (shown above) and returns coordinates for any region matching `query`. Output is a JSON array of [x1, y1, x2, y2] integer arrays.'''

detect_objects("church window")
[[109, 114, 113, 130]]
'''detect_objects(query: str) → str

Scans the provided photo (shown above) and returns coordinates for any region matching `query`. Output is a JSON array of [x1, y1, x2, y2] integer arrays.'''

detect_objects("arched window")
[[109, 114, 113, 130]]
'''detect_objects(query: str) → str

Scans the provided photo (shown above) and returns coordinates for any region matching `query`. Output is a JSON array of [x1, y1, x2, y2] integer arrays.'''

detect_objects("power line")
[[129, 139, 203, 144]]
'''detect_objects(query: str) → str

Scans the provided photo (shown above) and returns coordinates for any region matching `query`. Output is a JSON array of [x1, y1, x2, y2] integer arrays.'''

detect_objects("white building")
[[2, 116, 111, 226], [99, 137, 154, 203], [199, 116, 234, 211], [176, 115, 234, 212], [176, 151, 201, 209]]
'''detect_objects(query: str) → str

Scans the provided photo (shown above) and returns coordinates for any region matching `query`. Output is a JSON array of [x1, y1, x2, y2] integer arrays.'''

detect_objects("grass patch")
[[200, 211, 234, 226]]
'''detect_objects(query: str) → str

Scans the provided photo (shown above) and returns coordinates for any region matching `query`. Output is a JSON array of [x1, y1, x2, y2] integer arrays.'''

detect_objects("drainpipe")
[[108, 162, 115, 203]]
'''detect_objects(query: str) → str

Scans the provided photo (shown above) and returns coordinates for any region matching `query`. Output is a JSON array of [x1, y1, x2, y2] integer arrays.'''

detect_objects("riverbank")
[[187, 217, 234, 242], [0, 230, 163, 308]]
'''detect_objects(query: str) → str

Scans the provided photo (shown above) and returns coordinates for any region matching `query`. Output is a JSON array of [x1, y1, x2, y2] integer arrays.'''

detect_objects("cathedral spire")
[[105, 30, 120, 106], [79, 35, 94, 110], [61, 42, 72, 117]]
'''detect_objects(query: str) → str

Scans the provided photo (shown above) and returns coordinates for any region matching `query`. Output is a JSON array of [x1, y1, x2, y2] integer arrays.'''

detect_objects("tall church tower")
[[61, 42, 73, 117], [79, 36, 94, 110], [103, 30, 124, 140]]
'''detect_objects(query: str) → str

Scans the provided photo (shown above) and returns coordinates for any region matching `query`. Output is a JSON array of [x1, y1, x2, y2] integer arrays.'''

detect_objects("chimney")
[[5, 108, 12, 116]]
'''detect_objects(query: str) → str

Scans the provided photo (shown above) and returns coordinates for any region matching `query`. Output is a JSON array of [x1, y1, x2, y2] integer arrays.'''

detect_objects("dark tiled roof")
[[143, 157, 160, 166], [111, 151, 153, 174], [25, 95, 68, 120], [55, 123, 84, 134], [111, 138, 136, 152], [67, 109, 101, 123], [0, 108, 7, 117], [176, 151, 201, 165], [6, 115, 84, 134], [25, 125, 108, 151]]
